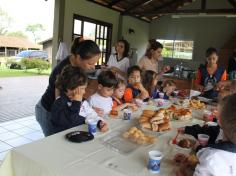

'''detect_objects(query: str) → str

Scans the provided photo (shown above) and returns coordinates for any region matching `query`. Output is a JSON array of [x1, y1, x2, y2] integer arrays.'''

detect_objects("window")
[[157, 39, 194, 60], [73, 14, 112, 65]]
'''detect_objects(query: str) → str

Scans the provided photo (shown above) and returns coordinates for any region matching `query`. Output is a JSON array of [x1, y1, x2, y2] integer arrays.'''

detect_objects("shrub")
[[20, 58, 50, 74]]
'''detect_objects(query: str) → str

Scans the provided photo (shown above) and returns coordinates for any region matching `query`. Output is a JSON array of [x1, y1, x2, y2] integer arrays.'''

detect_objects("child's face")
[[113, 84, 126, 99], [128, 70, 141, 85], [67, 84, 87, 99], [165, 85, 176, 94], [98, 84, 114, 97]]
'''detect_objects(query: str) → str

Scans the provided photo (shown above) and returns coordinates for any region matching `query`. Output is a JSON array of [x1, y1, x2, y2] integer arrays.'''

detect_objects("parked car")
[[10, 50, 49, 69], [14, 50, 49, 62]]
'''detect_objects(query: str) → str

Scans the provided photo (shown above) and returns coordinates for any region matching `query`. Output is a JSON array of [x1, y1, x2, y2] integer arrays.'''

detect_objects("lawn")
[[0, 66, 51, 77]]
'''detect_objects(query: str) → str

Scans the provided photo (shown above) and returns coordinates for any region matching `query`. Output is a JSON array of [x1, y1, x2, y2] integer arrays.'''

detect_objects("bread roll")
[[150, 116, 164, 123], [158, 122, 170, 132], [141, 122, 152, 129], [142, 110, 156, 117]]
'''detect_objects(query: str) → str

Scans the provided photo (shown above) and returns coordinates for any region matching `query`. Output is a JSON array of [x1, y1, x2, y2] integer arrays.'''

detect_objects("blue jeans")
[[35, 100, 54, 136]]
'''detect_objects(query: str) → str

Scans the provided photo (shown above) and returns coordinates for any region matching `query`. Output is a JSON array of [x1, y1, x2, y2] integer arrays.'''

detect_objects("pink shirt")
[[138, 56, 158, 73]]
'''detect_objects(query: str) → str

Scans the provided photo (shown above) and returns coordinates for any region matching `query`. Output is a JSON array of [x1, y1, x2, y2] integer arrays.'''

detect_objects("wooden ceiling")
[[87, 0, 236, 22]]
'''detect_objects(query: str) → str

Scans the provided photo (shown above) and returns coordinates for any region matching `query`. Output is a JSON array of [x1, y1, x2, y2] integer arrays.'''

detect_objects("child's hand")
[[99, 121, 108, 132], [93, 107, 105, 117]]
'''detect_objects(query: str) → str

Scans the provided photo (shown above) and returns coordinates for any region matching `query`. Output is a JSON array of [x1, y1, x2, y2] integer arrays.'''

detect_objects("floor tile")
[[3, 123, 25, 131], [24, 131, 44, 141], [0, 120, 15, 127], [5, 137, 32, 147], [0, 142, 12, 153], [0, 132, 19, 141], [27, 123, 42, 131], [0, 151, 9, 161], [18, 120, 38, 126], [0, 127, 8, 134], [14, 127, 37, 135]]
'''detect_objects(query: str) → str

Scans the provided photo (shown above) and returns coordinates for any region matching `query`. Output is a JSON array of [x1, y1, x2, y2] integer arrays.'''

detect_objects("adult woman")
[[195, 47, 227, 99], [107, 39, 130, 80], [138, 39, 170, 74], [35, 38, 101, 136]]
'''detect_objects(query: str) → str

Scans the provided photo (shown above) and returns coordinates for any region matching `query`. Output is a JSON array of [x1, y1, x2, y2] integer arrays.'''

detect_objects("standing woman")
[[107, 39, 130, 80], [35, 38, 101, 136], [195, 47, 227, 99], [139, 39, 170, 75]]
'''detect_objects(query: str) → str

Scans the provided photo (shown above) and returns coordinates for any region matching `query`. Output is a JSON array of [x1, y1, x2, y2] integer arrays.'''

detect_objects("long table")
[[0, 105, 204, 176]]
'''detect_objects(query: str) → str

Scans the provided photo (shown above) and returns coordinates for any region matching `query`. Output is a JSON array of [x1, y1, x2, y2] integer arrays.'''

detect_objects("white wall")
[[121, 16, 150, 60]]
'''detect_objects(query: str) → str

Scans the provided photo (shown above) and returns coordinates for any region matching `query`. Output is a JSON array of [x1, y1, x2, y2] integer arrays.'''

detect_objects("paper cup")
[[123, 109, 132, 120], [198, 134, 209, 146], [156, 99, 164, 107], [88, 119, 97, 134], [159, 93, 164, 99], [203, 110, 214, 121], [148, 150, 163, 173]]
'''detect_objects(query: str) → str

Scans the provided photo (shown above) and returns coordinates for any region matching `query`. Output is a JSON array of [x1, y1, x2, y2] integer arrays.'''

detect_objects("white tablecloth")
[[0, 106, 204, 176]]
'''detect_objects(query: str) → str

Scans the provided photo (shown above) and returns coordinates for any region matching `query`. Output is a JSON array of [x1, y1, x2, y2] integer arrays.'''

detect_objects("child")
[[152, 79, 176, 99], [175, 94, 236, 176], [88, 70, 118, 116], [142, 70, 160, 99], [112, 79, 137, 111], [50, 65, 108, 135], [123, 65, 149, 103]]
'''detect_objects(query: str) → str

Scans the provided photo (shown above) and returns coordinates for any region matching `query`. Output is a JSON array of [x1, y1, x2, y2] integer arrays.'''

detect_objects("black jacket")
[[50, 92, 85, 134]]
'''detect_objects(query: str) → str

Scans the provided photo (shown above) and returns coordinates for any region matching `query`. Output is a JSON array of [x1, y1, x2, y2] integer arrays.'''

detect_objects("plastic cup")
[[148, 150, 163, 173], [173, 91, 179, 97], [123, 109, 132, 120], [198, 134, 209, 146], [157, 99, 164, 107], [87, 119, 97, 135], [159, 93, 164, 99]]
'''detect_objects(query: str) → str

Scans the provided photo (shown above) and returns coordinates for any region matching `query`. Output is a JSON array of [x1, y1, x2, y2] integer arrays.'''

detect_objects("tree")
[[0, 7, 12, 35], [26, 24, 44, 43], [7, 31, 28, 39]]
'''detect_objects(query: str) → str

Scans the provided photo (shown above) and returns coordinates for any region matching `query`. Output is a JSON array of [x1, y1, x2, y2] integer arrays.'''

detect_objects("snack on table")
[[122, 127, 156, 144], [186, 154, 199, 169], [109, 110, 119, 118], [178, 139, 192, 148], [173, 108, 192, 121], [189, 99, 205, 109], [139, 108, 171, 132]]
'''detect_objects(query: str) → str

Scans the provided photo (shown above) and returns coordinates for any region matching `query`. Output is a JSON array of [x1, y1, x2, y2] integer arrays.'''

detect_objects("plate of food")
[[169, 134, 196, 151], [139, 109, 171, 135], [173, 108, 193, 121], [189, 99, 205, 110]]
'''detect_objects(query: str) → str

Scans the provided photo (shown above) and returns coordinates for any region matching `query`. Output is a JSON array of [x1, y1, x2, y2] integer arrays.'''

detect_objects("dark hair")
[[116, 39, 130, 58], [145, 39, 163, 59], [205, 47, 218, 58], [219, 93, 236, 144], [142, 70, 158, 95], [55, 65, 87, 92], [162, 80, 176, 87], [71, 38, 101, 60], [127, 65, 142, 77], [98, 70, 118, 88]]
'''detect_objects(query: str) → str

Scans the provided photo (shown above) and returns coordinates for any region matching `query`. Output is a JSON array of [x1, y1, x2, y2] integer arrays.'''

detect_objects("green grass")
[[0, 66, 51, 77]]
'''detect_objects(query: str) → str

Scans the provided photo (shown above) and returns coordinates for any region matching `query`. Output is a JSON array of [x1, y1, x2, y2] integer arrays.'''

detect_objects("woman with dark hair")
[[195, 47, 227, 99], [106, 39, 130, 80], [35, 37, 101, 136], [138, 39, 170, 74]]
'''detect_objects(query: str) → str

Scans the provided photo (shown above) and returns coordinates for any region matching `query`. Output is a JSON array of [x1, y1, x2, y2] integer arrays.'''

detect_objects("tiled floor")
[[0, 116, 44, 164]]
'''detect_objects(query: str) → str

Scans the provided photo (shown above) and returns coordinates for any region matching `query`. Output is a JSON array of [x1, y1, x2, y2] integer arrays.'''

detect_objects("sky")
[[0, 0, 54, 43]]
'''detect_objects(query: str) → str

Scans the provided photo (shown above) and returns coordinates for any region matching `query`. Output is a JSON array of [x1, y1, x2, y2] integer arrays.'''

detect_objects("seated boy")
[[88, 70, 118, 117], [175, 93, 236, 176], [123, 65, 149, 103]]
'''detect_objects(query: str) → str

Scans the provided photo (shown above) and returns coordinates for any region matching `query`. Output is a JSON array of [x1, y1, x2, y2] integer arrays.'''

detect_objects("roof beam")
[[108, 0, 123, 7], [139, 8, 236, 16], [228, 0, 236, 9], [122, 0, 152, 15], [201, 0, 206, 10]]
